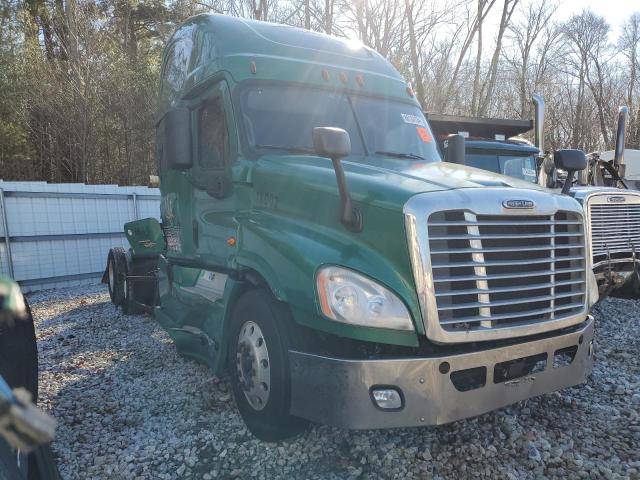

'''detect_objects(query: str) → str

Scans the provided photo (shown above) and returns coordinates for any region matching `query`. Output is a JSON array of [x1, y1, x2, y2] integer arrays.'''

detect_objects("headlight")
[[316, 266, 414, 331]]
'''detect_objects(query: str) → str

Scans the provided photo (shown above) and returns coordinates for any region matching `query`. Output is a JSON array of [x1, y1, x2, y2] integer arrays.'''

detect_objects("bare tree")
[[404, 0, 424, 104], [562, 11, 613, 148], [505, 0, 558, 117], [620, 13, 640, 148], [436, 0, 496, 111], [343, 0, 405, 58], [475, 0, 519, 116]]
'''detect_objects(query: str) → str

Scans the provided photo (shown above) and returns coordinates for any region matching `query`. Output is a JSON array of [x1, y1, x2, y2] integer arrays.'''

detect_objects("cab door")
[[163, 80, 238, 367], [190, 80, 238, 266]]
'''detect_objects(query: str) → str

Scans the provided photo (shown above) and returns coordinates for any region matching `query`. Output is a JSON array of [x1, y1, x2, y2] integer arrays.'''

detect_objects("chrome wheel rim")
[[236, 321, 270, 411]]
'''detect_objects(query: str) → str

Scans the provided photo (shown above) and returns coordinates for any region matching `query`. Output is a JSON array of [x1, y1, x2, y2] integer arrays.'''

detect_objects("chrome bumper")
[[289, 317, 594, 429]]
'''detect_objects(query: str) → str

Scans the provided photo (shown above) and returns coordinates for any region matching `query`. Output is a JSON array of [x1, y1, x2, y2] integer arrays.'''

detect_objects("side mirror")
[[445, 134, 466, 165], [554, 149, 587, 195], [164, 108, 192, 170], [312, 127, 361, 232], [312, 127, 351, 159]]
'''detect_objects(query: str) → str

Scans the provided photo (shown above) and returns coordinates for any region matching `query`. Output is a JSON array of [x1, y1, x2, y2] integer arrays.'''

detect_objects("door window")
[[197, 97, 229, 170]]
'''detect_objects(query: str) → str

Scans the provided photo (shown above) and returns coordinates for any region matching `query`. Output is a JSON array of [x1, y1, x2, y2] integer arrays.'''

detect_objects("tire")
[[107, 248, 127, 306], [121, 254, 157, 315], [0, 299, 38, 401], [0, 299, 61, 480], [27, 444, 61, 480], [121, 262, 140, 315], [0, 438, 23, 480], [228, 289, 307, 442], [121, 256, 153, 315]]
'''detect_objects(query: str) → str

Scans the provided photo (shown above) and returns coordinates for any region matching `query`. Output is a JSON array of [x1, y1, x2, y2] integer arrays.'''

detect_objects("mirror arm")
[[561, 170, 575, 195], [330, 157, 362, 232]]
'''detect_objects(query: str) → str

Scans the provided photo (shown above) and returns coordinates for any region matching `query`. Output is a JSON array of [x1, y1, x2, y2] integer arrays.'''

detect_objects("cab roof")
[[159, 14, 415, 113], [464, 139, 539, 155]]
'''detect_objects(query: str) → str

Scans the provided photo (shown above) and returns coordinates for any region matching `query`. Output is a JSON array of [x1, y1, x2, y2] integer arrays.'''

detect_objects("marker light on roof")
[[322, 69, 330, 81], [355, 75, 364, 87], [344, 37, 364, 51], [340, 72, 348, 84], [250, 62, 257, 74], [406, 84, 414, 97]]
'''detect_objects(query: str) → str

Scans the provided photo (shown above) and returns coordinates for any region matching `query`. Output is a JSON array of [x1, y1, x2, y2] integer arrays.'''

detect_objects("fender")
[[232, 208, 422, 347]]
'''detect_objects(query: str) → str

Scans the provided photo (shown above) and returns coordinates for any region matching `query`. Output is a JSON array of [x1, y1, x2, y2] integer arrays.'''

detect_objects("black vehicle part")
[[0, 300, 37, 402], [105, 248, 128, 306], [228, 289, 308, 442], [122, 254, 158, 315], [598, 159, 628, 189], [312, 127, 362, 232], [0, 438, 22, 480], [445, 134, 466, 165], [0, 301, 60, 480], [554, 149, 587, 194]]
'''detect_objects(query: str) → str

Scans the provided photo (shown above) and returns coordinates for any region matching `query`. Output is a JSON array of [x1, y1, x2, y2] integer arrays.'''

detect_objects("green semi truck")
[[428, 98, 640, 299], [105, 14, 598, 440]]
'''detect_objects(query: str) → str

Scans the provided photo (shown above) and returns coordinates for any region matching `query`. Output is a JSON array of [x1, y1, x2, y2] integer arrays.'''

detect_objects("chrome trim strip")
[[434, 278, 584, 297], [432, 266, 583, 282], [437, 290, 582, 311]]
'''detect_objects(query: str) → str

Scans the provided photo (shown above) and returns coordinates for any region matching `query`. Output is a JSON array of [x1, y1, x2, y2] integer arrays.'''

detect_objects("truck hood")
[[257, 154, 547, 211]]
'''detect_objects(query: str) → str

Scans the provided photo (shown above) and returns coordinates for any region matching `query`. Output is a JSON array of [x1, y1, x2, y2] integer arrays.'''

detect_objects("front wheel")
[[228, 289, 307, 442]]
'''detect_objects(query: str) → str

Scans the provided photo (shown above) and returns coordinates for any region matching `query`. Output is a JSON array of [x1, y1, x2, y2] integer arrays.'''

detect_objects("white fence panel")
[[0, 181, 160, 292]]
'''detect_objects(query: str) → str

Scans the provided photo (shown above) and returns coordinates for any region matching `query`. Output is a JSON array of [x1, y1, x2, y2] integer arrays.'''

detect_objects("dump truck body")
[[107, 15, 595, 438]]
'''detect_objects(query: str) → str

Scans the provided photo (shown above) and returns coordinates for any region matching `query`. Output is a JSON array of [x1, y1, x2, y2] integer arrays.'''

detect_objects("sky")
[[554, 0, 639, 39]]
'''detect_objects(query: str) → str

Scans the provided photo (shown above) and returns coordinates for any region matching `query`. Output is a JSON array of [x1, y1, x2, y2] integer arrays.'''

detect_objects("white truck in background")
[[595, 149, 640, 191]]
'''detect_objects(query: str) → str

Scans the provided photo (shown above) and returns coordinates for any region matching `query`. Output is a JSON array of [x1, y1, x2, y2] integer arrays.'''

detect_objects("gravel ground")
[[29, 284, 639, 480]]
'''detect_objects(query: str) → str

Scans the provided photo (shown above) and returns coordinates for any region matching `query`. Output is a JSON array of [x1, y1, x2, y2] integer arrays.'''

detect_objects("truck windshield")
[[240, 85, 440, 162], [466, 152, 537, 183]]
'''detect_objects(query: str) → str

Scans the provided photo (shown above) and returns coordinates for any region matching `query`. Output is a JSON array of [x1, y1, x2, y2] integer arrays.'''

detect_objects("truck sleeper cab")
[[106, 14, 595, 440], [428, 106, 640, 300]]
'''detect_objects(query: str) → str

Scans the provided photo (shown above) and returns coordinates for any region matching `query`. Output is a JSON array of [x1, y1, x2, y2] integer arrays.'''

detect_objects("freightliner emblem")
[[503, 199, 535, 209], [607, 196, 626, 203]]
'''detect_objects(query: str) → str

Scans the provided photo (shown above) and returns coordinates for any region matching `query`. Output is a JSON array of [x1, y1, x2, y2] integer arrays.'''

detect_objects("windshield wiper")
[[375, 150, 424, 160], [255, 144, 315, 154]]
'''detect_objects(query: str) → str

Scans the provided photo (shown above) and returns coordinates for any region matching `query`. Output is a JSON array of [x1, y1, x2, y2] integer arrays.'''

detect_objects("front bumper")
[[594, 258, 640, 299], [289, 317, 594, 429]]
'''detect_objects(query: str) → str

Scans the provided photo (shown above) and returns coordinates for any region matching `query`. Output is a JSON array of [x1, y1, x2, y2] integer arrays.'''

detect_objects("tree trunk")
[[471, 0, 484, 115], [325, 0, 333, 34], [478, 0, 519, 117], [305, 0, 310, 29], [439, 0, 496, 112], [404, 0, 425, 107]]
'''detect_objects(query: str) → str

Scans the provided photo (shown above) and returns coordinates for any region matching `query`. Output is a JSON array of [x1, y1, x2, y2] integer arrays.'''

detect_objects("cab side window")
[[197, 97, 229, 170]]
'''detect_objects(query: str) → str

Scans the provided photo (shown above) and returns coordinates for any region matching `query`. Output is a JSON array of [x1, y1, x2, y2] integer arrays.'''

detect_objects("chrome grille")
[[588, 194, 640, 258], [428, 210, 586, 333]]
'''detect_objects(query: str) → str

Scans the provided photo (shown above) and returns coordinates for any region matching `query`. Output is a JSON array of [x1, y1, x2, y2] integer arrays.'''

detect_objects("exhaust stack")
[[532, 94, 545, 153], [613, 106, 628, 171]]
